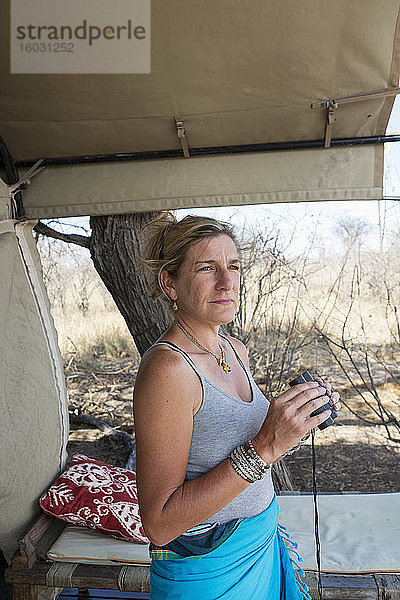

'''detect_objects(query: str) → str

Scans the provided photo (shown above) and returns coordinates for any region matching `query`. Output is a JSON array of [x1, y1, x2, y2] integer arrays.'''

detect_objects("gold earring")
[[172, 300, 178, 311]]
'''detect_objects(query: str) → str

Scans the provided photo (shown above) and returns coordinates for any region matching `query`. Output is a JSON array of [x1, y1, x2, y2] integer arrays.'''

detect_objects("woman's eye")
[[197, 264, 239, 272]]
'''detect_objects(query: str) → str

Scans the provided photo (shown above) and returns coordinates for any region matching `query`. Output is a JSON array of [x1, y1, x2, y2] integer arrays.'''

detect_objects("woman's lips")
[[211, 299, 233, 305]]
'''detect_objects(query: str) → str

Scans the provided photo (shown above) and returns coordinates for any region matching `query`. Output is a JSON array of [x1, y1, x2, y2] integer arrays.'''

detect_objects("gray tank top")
[[152, 335, 275, 524]]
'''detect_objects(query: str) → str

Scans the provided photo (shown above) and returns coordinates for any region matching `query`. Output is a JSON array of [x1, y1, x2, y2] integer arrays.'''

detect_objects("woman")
[[133, 212, 340, 600]]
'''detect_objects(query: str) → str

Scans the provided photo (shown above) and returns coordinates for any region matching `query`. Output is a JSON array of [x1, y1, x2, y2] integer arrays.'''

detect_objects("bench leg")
[[12, 584, 38, 600]]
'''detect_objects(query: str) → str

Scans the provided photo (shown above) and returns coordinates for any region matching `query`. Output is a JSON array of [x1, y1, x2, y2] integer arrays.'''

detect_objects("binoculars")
[[289, 371, 338, 430]]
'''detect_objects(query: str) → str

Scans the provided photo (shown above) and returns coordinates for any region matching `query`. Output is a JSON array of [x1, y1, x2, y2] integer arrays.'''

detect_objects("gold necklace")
[[173, 320, 232, 374]]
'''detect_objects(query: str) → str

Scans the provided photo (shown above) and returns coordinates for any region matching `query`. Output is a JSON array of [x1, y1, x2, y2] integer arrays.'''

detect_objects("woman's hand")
[[252, 381, 333, 464], [313, 375, 341, 413]]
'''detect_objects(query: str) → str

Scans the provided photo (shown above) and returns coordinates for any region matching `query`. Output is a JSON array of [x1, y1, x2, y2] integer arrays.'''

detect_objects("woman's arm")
[[134, 347, 331, 546]]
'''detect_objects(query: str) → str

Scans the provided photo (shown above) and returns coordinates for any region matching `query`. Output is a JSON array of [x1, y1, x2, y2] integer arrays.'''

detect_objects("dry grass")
[[53, 307, 139, 370]]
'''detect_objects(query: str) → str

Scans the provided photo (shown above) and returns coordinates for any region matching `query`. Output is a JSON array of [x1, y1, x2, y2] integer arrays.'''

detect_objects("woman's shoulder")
[[221, 333, 249, 367], [134, 343, 202, 414], [140, 342, 189, 371], [136, 341, 199, 389]]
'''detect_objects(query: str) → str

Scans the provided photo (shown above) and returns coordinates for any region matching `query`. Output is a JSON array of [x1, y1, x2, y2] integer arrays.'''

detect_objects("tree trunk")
[[271, 460, 294, 491], [89, 212, 171, 356]]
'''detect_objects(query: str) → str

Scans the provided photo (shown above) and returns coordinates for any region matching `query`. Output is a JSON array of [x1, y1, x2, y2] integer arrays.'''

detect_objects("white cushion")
[[47, 526, 150, 565], [47, 492, 400, 573], [278, 492, 400, 573]]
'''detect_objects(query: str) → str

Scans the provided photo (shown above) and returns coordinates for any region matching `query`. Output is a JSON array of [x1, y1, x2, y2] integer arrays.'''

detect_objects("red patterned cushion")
[[39, 453, 149, 544]]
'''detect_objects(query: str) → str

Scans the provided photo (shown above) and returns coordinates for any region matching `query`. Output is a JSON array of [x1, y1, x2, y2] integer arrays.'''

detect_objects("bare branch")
[[34, 220, 91, 248]]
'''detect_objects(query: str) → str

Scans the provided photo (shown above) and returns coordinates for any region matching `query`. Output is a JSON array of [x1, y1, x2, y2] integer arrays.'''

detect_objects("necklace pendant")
[[219, 358, 232, 373], [218, 346, 231, 373], [174, 320, 232, 374]]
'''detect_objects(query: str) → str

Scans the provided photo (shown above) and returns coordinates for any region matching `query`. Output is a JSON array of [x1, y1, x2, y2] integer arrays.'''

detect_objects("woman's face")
[[165, 234, 240, 326]]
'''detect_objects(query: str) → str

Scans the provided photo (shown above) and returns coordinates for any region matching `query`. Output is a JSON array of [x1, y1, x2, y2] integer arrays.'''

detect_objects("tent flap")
[[21, 145, 383, 219]]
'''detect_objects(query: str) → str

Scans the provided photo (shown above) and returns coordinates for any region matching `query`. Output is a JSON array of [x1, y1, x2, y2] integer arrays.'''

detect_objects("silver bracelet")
[[235, 445, 264, 480], [231, 446, 262, 481], [229, 447, 256, 482], [284, 444, 301, 456], [229, 443, 269, 483], [247, 440, 271, 473], [229, 453, 255, 483]]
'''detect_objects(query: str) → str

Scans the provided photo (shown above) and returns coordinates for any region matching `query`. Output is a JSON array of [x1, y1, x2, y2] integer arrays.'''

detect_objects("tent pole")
[[14, 134, 400, 169]]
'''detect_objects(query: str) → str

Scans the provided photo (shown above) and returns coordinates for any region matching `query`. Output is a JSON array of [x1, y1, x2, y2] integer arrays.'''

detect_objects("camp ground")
[[1, 1, 400, 599]]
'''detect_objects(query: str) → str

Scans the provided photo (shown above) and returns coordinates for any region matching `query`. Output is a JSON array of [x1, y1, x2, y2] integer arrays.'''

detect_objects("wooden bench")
[[6, 514, 149, 600]]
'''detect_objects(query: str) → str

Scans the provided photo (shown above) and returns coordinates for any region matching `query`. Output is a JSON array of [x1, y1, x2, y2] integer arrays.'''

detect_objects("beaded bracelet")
[[247, 440, 271, 473], [229, 441, 271, 484], [235, 445, 264, 480], [231, 446, 262, 481], [229, 451, 256, 483]]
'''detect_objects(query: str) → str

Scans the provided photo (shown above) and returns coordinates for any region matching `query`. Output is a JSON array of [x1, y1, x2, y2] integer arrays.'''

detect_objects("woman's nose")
[[216, 268, 233, 290]]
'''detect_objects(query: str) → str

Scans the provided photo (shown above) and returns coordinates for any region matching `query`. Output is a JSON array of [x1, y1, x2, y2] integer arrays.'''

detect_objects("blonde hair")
[[140, 212, 239, 302]]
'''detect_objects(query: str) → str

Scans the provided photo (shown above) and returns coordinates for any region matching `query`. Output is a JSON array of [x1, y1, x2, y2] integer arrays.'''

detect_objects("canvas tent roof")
[[1, 0, 400, 219]]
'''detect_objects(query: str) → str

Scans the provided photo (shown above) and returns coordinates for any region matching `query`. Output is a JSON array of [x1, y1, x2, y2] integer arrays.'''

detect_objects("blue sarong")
[[149, 495, 311, 600]]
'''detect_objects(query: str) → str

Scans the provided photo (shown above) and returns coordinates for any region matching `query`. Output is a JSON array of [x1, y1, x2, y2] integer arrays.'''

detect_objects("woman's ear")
[[160, 269, 176, 301]]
